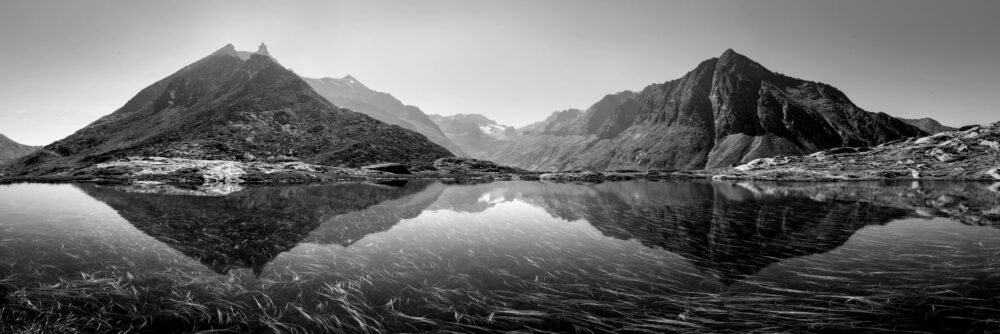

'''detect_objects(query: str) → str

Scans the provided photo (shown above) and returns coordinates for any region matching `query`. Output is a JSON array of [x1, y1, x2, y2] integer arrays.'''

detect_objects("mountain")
[[301, 76, 466, 155], [4, 44, 452, 177], [429, 114, 518, 157], [479, 49, 927, 171], [897, 117, 955, 134], [427, 114, 518, 157], [517, 109, 583, 135], [0, 134, 39, 164]]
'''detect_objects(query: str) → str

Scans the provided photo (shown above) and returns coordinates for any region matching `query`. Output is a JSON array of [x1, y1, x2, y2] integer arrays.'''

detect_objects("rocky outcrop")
[[302, 76, 465, 155], [0, 133, 39, 165], [708, 120, 1000, 180], [479, 49, 926, 171], [3, 44, 453, 178], [361, 162, 411, 174], [431, 157, 526, 174]]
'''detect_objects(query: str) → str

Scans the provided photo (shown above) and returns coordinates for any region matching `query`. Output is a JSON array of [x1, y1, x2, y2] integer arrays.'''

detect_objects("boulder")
[[980, 140, 1000, 151], [925, 148, 959, 162], [989, 167, 1000, 180], [735, 156, 792, 172], [361, 163, 411, 174]]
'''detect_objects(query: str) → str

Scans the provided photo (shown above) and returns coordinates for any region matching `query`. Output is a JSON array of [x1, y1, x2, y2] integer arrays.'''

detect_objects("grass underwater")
[[1, 180, 1000, 333]]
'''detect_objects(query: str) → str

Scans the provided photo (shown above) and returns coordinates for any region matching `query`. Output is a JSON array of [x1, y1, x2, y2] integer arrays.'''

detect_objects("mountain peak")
[[210, 43, 278, 62], [718, 48, 752, 63], [210, 43, 238, 57], [342, 75, 367, 88]]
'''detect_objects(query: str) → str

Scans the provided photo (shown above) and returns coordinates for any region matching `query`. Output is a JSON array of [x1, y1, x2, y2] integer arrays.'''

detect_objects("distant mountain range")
[[0, 134, 39, 164], [302, 76, 466, 155], [3, 44, 452, 177], [426, 114, 518, 157]]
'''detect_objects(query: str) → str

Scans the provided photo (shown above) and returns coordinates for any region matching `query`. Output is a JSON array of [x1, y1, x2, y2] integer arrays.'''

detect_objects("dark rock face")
[[362, 162, 411, 174], [481, 49, 927, 171], [0, 134, 39, 164], [897, 117, 956, 134], [427, 114, 518, 157], [5, 44, 452, 176], [302, 76, 465, 156]]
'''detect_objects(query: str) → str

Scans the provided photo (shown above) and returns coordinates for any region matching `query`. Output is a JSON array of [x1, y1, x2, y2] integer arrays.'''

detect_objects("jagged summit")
[[718, 48, 742, 60], [256, 43, 270, 57], [206, 43, 276, 61]]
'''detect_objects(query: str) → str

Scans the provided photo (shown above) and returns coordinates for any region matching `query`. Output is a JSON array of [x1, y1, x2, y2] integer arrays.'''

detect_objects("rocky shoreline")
[[0, 157, 544, 185], [698, 121, 1000, 182], [3, 121, 999, 185]]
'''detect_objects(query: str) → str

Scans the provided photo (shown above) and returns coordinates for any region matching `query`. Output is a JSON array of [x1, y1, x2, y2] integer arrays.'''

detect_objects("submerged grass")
[[4, 236, 1000, 334], [4, 181, 1000, 333]]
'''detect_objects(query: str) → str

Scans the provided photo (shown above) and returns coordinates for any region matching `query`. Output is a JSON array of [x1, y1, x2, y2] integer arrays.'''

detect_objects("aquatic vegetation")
[[2, 181, 1000, 333]]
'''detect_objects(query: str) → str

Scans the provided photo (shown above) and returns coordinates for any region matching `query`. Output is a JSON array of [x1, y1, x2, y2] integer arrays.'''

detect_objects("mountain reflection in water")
[[3, 180, 998, 333], [80, 180, 984, 283], [77, 180, 440, 275]]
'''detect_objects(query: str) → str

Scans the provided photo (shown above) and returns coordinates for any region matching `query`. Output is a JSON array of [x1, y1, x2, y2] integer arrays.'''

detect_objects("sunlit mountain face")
[[2, 180, 999, 333]]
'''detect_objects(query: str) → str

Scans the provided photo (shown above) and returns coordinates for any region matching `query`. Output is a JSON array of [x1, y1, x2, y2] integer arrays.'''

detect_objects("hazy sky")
[[1, 0, 998, 145]]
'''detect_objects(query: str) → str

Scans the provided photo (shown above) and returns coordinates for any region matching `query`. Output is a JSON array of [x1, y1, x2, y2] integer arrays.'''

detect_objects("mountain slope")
[[427, 114, 517, 156], [5, 44, 452, 177], [0, 134, 40, 164], [480, 49, 927, 171], [302, 76, 465, 155], [896, 117, 955, 134]]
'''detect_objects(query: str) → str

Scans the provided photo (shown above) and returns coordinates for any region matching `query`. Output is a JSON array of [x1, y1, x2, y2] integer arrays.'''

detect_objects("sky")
[[0, 0, 998, 145]]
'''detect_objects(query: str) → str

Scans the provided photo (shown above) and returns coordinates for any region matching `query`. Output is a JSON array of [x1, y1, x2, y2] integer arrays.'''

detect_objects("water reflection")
[[77, 180, 437, 275], [77, 179, 995, 283], [426, 181, 926, 284], [4, 180, 998, 333]]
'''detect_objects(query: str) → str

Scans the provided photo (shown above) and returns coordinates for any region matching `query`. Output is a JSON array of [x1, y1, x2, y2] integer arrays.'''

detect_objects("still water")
[[1, 180, 999, 333]]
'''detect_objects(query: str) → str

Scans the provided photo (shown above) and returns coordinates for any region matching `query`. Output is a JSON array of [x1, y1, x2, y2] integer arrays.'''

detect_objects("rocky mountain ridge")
[[302, 75, 465, 155], [477, 49, 926, 171]]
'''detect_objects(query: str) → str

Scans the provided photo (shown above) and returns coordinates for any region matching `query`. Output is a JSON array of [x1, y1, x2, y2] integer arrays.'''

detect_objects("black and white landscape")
[[1, 1, 999, 333]]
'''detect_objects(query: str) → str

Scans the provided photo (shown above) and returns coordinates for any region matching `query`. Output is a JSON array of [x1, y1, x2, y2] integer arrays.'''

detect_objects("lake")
[[1, 180, 999, 333]]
